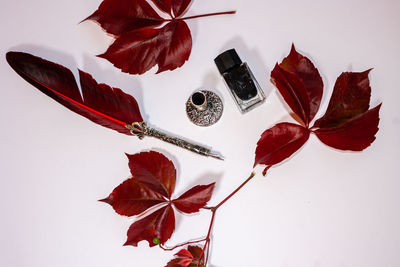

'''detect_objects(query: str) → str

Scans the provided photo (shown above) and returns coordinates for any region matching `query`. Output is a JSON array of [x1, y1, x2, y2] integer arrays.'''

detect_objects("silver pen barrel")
[[126, 122, 223, 160]]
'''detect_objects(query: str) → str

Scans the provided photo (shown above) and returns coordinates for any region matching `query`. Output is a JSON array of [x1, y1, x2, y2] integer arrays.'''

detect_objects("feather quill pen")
[[6, 52, 222, 159]]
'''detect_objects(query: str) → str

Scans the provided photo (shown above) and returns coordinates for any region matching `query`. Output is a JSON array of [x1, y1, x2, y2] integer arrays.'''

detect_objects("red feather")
[[6, 51, 143, 135]]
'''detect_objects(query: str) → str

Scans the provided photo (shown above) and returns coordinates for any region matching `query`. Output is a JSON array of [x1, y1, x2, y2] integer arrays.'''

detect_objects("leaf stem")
[[196, 172, 256, 266], [180, 11, 236, 21]]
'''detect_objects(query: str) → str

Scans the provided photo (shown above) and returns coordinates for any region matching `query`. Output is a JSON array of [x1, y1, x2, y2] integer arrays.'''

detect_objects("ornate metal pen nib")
[[125, 122, 224, 160]]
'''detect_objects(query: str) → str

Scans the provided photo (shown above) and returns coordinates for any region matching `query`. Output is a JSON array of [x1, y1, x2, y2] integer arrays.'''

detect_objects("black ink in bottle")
[[214, 49, 265, 113]]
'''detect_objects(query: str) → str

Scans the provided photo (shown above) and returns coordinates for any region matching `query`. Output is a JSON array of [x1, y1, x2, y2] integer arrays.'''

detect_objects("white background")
[[1, 0, 399, 266]]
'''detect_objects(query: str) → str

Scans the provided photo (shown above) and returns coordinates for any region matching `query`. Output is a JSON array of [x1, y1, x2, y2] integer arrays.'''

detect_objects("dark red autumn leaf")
[[100, 23, 189, 74], [125, 205, 175, 247], [314, 104, 381, 151], [254, 123, 310, 175], [98, 20, 192, 74], [84, 0, 235, 74], [102, 151, 215, 247], [314, 70, 372, 128], [271, 45, 323, 126], [175, 249, 193, 258], [173, 183, 215, 213], [6, 51, 142, 135], [99, 178, 165, 216], [151, 0, 191, 17], [165, 246, 205, 267], [84, 0, 164, 36], [127, 151, 176, 199]]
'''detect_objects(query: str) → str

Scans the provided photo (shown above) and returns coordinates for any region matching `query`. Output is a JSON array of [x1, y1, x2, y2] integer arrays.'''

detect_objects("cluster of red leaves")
[[101, 151, 215, 246], [84, 0, 234, 75], [254, 45, 382, 175], [166, 246, 205, 267]]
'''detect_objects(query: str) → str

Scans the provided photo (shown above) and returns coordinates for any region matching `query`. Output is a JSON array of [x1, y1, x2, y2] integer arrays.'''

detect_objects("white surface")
[[0, 0, 399, 266]]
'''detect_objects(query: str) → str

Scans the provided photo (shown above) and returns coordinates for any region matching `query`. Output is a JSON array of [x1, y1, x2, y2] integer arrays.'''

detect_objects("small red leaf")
[[124, 205, 175, 247], [175, 249, 193, 259], [98, 20, 192, 74], [254, 123, 310, 174], [173, 183, 215, 213], [100, 178, 165, 216], [314, 104, 381, 151], [165, 246, 204, 267], [84, 0, 164, 36], [177, 258, 193, 267], [314, 70, 372, 128], [127, 151, 176, 199], [280, 44, 323, 121]]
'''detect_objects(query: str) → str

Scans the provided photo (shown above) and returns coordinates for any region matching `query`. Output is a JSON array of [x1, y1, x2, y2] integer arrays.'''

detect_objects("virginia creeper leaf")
[[314, 70, 372, 128], [127, 151, 176, 199], [271, 45, 323, 126], [84, 0, 164, 36], [98, 20, 192, 75], [102, 151, 215, 247], [175, 249, 193, 258], [99, 178, 164, 216], [173, 183, 215, 213], [280, 44, 323, 122], [165, 246, 205, 267], [6, 51, 142, 135], [314, 104, 381, 151], [85, 0, 234, 74], [254, 123, 310, 175], [124, 205, 175, 247]]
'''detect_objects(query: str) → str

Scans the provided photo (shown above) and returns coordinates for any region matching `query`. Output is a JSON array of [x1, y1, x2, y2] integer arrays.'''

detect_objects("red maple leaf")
[[84, 0, 235, 75], [165, 246, 205, 267], [101, 151, 215, 246], [255, 45, 381, 175]]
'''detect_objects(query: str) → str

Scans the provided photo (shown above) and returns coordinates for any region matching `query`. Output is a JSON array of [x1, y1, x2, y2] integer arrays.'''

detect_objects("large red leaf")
[[6, 51, 142, 135], [102, 151, 216, 247], [100, 178, 165, 216], [124, 205, 175, 247], [98, 20, 192, 74], [165, 246, 205, 267], [271, 45, 323, 126], [173, 183, 215, 213], [254, 123, 310, 175], [84, 0, 164, 36], [314, 104, 381, 151], [127, 151, 176, 199], [314, 70, 372, 128], [85, 0, 234, 74]]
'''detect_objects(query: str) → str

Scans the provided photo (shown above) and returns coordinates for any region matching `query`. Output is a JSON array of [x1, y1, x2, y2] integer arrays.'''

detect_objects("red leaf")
[[127, 151, 176, 199], [84, 0, 164, 36], [280, 45, 323, 121], [254, 123, 310, 174], [173, 183, 215, 213], [98, 20, 192, 75], [124, 205, 175, 247], [165, 246, 204, 267], [177, 258, 193, 267], [175, 249, 193, 259], [6, 51, 142, 135], [314, 104, 381, 151], [271, 45, 323, 126], [314, 70, 372, 128], [100, 178, 165, 216]]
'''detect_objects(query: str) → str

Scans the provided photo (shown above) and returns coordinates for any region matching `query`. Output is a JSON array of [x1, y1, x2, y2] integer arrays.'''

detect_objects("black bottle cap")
[[214, 49, 242, 74]]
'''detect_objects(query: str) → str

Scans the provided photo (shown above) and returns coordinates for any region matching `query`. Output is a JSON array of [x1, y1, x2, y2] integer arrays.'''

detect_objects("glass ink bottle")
[[214, 49, 265, 113]]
